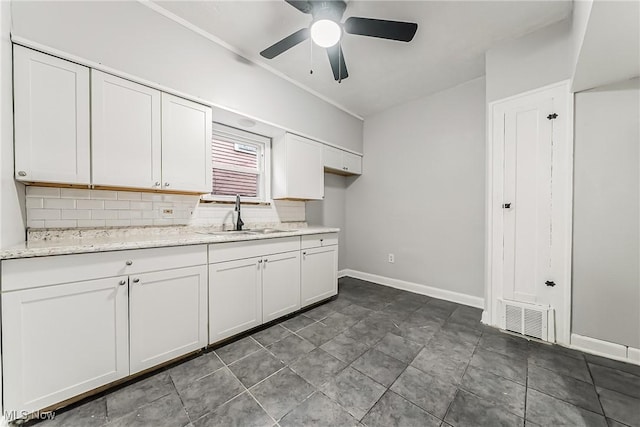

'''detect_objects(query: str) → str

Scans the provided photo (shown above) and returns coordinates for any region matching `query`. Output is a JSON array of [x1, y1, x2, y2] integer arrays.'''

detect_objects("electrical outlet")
[[388, 253, 395, 263], [162, 208, 174, 217]]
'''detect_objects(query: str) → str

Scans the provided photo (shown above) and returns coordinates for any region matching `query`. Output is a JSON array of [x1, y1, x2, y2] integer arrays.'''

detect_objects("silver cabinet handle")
[[17, 171, 27, 177], [132, 278, 140, 283], [153, 182, 161, 187], [258, 259, 263, 264], [118, 280, 126, 286], [264, 259, 268, 263], [125, 260, 133, 266], [164, 182, 170, 187]]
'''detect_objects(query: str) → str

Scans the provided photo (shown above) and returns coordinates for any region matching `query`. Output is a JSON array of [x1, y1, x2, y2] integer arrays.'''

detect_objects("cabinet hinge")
[[547, 113, 558, 120]]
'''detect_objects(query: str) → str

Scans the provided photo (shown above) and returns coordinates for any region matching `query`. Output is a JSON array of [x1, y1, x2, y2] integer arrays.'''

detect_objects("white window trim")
[[202, 123, 271, 203]]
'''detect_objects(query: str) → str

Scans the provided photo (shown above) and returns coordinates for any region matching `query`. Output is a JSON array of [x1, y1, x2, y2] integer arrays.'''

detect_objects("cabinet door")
[[301, 246, 338, 307], [342, 152, 362, 175], [323, 145, 343, 172], [273, 133, 324, 200], [129, 266, 207, 374], [92, 70, 161, 189], [13, 46, 90, 184], [161, 94, 212, 193], [209, 257, 262, 343], [2, 277, 129, 415], [262, 251, 301, 323], [287, 134, 324, 199]]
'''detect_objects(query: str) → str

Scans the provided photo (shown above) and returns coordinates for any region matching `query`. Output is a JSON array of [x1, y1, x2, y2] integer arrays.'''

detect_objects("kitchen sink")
[[247, 228, 296, 234], [197, 229, 296, 236], [197, 230, 254, 236]]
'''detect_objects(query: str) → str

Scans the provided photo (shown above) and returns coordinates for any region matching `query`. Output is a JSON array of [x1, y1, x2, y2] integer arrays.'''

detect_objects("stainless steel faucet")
[[235, 194, 244, 231]]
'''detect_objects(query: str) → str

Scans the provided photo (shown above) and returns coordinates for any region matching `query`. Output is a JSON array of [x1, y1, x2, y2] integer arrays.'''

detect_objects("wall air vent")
[[499, 299, 554, 342]]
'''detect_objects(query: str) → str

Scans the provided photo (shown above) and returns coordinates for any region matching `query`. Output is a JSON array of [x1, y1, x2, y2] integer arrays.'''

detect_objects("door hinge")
[[547, 113, 558, 120]]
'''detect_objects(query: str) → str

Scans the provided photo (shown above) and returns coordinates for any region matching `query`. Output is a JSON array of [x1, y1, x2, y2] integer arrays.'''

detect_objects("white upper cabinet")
[[272, 133, 324, 200], [323, 144, 362, 175], [161, 93, 212, 193], [13, 46, 90, 185], [91, 70, 162, 189], [342, 151, 362, 175]]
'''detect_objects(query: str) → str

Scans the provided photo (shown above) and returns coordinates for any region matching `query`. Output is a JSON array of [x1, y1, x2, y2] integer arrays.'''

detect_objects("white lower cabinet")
[[129, 265, 208, 374], [209, 250, 302, 343], [209, 257, 263, 343], [0, 234, 338, 417], [262, 251, 301, 323], [301, 241, 339, 308], [208, 237, 303, 344], [1, 245, 207, 417], [2, 277, 129, 416]]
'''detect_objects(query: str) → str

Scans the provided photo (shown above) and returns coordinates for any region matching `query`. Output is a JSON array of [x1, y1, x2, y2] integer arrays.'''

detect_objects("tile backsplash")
[[25, 186, 305, 229]]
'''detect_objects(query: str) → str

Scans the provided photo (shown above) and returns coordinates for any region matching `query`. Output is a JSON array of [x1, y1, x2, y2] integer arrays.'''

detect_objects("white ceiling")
[[153, 0, 572, 118]]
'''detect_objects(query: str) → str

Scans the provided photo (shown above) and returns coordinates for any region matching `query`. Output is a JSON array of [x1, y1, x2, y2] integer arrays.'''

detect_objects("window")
[[204, 123, 270, 202]]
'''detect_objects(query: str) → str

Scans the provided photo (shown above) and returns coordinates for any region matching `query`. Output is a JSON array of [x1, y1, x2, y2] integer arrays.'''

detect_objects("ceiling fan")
[[260, 0, 418, 82]]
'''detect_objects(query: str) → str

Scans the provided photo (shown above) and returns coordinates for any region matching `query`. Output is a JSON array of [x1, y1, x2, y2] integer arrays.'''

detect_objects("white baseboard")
[[0, 416, 7, 427], [570, 333, 640, 366], [481, 310, 491, 325], [340, 269, 485, 309]]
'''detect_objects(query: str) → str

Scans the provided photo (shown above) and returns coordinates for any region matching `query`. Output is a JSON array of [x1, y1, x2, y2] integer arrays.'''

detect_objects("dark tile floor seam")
[[471, 346, 529, 385], [439, 336, 482, 424], [242, 389, 280, 427], [585, 358, 609, 418], [249, 334, 288, 361], [218, 354, 282, 426], [523, 341, 529, 424], [105, 379, 177, 424], [167, 371, 198, 425]]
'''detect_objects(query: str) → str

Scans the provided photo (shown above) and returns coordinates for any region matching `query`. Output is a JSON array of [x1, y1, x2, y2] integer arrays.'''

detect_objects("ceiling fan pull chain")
[[338, 40, 342, 83], [309, 37, 314, 74]]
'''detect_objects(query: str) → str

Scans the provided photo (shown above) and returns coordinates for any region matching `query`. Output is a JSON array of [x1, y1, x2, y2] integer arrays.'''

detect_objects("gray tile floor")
[[31, 277, 640, 427]]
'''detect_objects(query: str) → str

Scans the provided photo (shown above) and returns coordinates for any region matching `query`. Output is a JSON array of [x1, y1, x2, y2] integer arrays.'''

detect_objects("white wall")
[[1, 0, 25, 249], [486, 19, 572, 103], [9, 1, 363, 152], [345, 77, 486, 299], [572, 0, 640, 92], [572, 78, 639, 348], [306, 173, 349, 269]]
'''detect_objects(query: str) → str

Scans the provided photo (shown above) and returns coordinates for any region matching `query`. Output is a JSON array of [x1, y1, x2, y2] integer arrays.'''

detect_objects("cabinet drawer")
[[209, 237, 300, 264], [1, 245, 207, 292], [301, 233, 338, 250]]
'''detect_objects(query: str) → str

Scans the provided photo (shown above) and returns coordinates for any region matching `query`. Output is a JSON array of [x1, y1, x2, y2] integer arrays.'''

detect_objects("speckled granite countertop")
[[0, 226, 339, 260]]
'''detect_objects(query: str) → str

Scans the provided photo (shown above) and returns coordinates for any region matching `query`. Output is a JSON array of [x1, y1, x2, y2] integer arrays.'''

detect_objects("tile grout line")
[[585, 358, 608, 419]]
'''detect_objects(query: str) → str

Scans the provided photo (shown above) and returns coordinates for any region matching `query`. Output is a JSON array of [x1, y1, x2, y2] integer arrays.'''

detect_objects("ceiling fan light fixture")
[[310, 19, 342, 47]]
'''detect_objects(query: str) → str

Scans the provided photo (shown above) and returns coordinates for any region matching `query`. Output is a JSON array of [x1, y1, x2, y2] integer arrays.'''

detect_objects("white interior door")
[[502, 96, 553, 304], [489, 82, 572, 344]]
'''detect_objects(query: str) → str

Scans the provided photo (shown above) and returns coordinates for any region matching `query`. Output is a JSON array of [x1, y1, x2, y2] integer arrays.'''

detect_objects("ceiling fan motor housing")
[[311, 1, 347, 23]]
